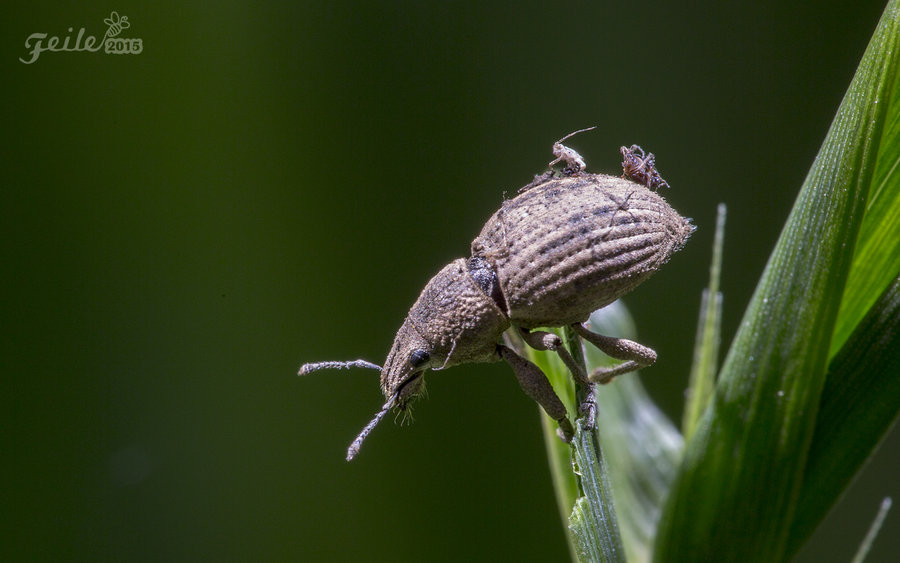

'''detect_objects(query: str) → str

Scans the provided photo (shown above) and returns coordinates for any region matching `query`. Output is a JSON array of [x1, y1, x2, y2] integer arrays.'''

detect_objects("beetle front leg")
[[497, 344, 574, 442], [570, 323, 657, 383]]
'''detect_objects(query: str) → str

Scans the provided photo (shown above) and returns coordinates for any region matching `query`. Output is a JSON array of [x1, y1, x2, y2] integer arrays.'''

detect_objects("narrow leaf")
[[584, 305, 683, 563], [564, 326, 627, 563], [569, 419, 627, 563], [851, 498, 893, 563], [515, 333, 580, 560], [832, 66, 900, 354], [523, 314, 633, 563], [682, 203, 726, 441], [654, 3, 900, 561], [785, 273, 900, 556]]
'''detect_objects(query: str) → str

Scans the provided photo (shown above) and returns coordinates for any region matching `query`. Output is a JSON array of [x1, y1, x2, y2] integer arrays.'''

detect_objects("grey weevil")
[[300, 131, 695, 460]]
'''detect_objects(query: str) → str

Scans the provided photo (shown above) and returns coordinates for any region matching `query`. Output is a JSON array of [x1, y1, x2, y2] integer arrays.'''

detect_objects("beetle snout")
[[381, 355, 426, 405], [380, 317, 435, 400], [393, 372, 425, 406]]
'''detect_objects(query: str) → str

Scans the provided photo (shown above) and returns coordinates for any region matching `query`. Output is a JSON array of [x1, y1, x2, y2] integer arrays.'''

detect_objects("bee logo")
[[103, 11, 130, 38]]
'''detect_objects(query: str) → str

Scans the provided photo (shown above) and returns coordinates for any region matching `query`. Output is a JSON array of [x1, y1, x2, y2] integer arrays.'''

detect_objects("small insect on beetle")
[[300, 129, 695, 460]]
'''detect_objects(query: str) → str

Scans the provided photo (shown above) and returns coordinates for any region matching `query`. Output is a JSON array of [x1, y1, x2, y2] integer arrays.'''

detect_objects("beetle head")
[[345, 259, 509, 460], [379, 259, 510, 407]]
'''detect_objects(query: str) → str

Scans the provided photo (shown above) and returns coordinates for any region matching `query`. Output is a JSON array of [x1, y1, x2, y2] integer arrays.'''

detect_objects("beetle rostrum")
[[300, 133, 695, 460]]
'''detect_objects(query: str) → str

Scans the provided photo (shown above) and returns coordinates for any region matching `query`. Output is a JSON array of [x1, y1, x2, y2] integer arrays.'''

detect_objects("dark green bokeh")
[[3, 2, 896, 561]]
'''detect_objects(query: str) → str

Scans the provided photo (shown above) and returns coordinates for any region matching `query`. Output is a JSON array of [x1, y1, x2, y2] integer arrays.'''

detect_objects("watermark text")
[[20, 12, 143, 64]]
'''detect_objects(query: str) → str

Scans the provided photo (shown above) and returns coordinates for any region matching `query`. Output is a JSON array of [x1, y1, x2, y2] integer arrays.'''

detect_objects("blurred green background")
[[3, 1, 898, 561]]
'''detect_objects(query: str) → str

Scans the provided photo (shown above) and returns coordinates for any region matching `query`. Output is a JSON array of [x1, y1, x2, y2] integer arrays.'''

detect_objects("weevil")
[[300, 131, 695, 460]]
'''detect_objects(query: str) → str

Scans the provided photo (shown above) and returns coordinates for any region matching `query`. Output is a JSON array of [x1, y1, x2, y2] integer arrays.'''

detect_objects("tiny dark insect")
[[300, 131, 694, 460], [621, 144, 670, 190]]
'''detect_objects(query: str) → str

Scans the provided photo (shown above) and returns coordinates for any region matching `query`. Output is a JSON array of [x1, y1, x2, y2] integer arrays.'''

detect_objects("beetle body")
[[300, 140, 694, 460]]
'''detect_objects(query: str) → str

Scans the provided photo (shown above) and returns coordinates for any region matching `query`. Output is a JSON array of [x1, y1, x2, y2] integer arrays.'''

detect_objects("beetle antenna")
[[346, 395, 397, 461], [556, 125, 598, 144], [298, 359, 382, 376]]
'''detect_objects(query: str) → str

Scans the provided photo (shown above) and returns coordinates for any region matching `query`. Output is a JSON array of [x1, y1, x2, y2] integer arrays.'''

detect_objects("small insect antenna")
[[549, 125, 599, 174], [555, 125, 598, 145], [298, 359, 383, 376], [346, 395, 397, 461]]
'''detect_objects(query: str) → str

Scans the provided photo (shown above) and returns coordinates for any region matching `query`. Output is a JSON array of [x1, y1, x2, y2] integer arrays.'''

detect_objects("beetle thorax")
[[380, 258, 510, 404]]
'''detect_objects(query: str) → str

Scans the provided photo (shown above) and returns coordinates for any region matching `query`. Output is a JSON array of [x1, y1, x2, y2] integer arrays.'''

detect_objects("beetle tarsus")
[[579, 383, 597, 431], [556, 417, 575, 443]]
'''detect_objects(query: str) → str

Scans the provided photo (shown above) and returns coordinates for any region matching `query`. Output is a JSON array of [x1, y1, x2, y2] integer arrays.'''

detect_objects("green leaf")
[[653, 3, 900, 562], [831, 71, 900, 355], [682, 203, 726, 441], [583, 305, 683, 563], [523, 331, 580, 561], [569, 419, 627, 563], [522, 309, 656, 563], [851, 498, 894, 563], [786, 273, 900, 557], [563, 325, 627, 563]]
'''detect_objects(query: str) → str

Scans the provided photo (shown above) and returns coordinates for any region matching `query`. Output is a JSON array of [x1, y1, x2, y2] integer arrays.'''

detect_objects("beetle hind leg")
[[517, 328, 597, 430], [570, 323, 657, 383], [498, 344, 575, 442]]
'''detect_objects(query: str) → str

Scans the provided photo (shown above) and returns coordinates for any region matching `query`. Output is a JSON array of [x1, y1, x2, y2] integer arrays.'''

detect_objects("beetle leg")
[[497, 344, 574, 442], [570, 323, 657, 383], [517, 329, 584, 379], [517, 328, 596, 430]]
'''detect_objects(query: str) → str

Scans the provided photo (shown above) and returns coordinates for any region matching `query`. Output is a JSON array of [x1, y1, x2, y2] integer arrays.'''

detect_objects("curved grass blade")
[[682, 203, 726, 442], [851, 498, 893, 563], [563, 325, 626, 563], [831, 75, 900, 354], [583, 305, 683, 563], [510, 331, 580, 560], [653, 4, 900, 561], [569, 418, 627, 563], [785, 273, 900, 557]]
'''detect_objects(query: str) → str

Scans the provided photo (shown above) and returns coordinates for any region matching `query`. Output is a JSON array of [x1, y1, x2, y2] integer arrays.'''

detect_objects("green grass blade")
[[653, 3, 900, 561], [584, 305, 683, 563], [569, 419, 627, 563], [515, 333, 580, 560], [831, 71, 900, 354], [785, 274, 900, 556], [540, 407, 580, 560], [521, 328, 626, 563], [682, 203, 726, 441], [564, 326, 627, 563], [527, 301, 682, 563], [851, 498, 893, 563], [789, 0, 900, 552]]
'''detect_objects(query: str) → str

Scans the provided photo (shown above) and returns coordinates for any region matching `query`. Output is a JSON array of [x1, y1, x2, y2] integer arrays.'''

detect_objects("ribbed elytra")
[[472, 172, 694, 329], [299, 137, 694, 460]]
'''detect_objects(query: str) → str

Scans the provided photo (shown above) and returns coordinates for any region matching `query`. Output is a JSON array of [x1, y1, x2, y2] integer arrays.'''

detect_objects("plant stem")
[[564, 327, 626, 563]]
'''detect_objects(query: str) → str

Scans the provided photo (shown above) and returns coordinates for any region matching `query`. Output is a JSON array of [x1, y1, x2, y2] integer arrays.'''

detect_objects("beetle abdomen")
[[472, 173, 694, 329]]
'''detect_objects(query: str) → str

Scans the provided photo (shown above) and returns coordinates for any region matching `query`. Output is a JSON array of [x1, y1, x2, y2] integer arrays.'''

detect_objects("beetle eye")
[[408, 349, 430, 368]]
